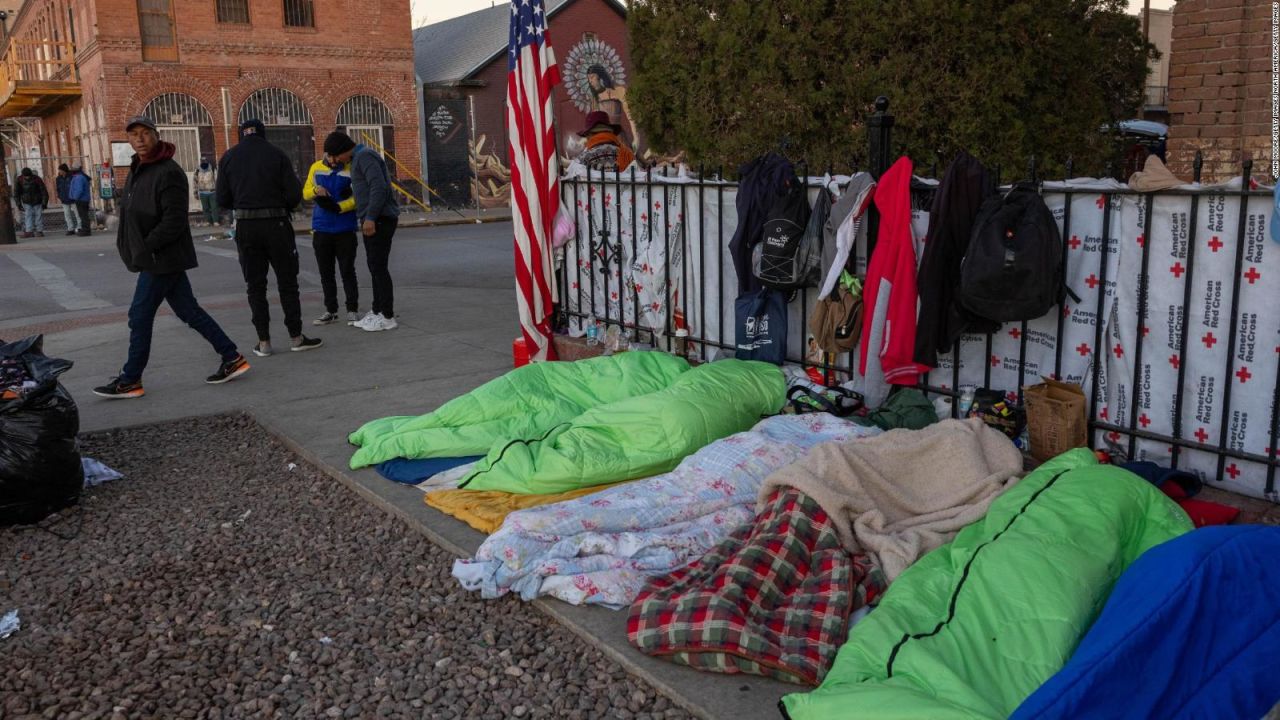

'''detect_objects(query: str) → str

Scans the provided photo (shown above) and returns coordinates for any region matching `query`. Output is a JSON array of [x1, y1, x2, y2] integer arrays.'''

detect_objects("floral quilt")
[[451, 414, 882, 608]]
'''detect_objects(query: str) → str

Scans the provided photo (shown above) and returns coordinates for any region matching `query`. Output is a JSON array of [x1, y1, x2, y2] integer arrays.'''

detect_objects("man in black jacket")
[[94, 117, 250, 399], [216, 119, 321, 356], [14, 167, 48, 238]]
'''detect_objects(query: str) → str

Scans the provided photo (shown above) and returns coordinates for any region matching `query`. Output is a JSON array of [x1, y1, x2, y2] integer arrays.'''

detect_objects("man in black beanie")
[[216, 118, 322, 356], [323, 130, 400, 332]]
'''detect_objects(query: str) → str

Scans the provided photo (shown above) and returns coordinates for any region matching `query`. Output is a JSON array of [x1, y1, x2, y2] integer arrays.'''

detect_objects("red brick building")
[[414, 0, 628, 209], [0, 0, 419, 193], [1166, 0, 1274, 181]]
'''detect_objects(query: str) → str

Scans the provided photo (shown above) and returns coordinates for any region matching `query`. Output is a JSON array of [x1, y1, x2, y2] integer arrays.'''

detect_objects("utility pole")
[[1143, 0, 1150, 44]]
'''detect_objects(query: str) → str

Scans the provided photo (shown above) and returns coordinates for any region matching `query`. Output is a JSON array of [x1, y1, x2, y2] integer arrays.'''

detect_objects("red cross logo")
[[1236, 366, 1252, 383], [1208, 236, 1223, 252], [1107, 431, 1122, 443], [1139, 414, 1151, 428], [1169, 355, 1180, 370], [1244, 267, 1261, 284], [1096, 195, 1106, 209], [1085, 274, 1100, 289], [1069, 235, 1082, 250], [1009, 328, 1022, 340], [1194, 427, 1209, 443], [990, 355, 1000, 368], [1202, 332, 1218, 349], [1170, 262, 1185, 279], [1226, 464, 1241, 479], [1136, 234, 1145, 248], [1113, 345, 1124, 359], [1143, 326, 1151, 337], [1100, 406, 1110, 420], [1077, 343, 1091, 356], [654, 201, 662, 210], [1063, 305, 1072, 318]]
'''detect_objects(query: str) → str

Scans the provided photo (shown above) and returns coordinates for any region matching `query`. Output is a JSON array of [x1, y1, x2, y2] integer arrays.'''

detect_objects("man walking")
[[93, 117, 250, 399], [216, 119, 322, 355], [69, 163, 92, 237], [15, 168, 47, 238], [324, 131, 399, 332], [304, 140, 361, 325], [56, 164, 79, 235], [194, 158, 219, 226]]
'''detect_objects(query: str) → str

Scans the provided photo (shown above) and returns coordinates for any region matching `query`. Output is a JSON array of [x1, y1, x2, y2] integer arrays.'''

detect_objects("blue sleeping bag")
[[1012, 525, 1280, 720]]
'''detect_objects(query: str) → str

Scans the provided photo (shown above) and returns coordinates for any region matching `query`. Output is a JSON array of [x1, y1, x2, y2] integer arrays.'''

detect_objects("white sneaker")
[[346, 311, 362, 326], [361, 313, 398, 332], [352, 311, 377, 329]]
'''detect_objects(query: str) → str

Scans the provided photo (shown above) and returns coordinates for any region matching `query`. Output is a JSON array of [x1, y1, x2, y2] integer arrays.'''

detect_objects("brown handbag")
[[810, 285, 862, 354]]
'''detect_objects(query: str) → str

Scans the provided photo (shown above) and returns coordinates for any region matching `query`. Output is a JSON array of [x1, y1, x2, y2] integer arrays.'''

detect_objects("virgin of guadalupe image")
[[585, 64, 638, 147]]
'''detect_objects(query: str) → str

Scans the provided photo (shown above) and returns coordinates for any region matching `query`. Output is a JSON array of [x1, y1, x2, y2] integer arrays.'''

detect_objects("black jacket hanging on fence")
[[913, 151, 997, 368], [729, 153, 795, 294]]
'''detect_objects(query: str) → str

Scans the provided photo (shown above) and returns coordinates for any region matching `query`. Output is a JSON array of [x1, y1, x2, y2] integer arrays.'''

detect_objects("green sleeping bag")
[[780, 449, 1192, 720], [458, 359, 787, 494], [348, 352, 690, 469]]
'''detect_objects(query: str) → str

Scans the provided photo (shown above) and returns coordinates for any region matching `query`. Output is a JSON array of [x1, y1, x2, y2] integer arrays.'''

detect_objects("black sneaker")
[[93, 377, 145, 399], [205, 354, 250, 384], [290, 336, 323, 352]]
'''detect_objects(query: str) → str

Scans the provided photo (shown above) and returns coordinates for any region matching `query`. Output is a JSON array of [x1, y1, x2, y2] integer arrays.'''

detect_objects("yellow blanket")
[[425, 484, 619, 533]]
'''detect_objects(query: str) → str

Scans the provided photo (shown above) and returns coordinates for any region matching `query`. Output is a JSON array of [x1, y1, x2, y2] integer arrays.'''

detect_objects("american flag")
[[507, 0, 560, 362]]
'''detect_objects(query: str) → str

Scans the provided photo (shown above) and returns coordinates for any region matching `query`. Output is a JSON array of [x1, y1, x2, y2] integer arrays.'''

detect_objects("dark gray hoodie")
[[350, 144, 400, 221]]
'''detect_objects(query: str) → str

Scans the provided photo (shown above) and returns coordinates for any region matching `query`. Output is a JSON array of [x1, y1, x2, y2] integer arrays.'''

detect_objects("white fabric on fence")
[[562, 172, 1278, 500]]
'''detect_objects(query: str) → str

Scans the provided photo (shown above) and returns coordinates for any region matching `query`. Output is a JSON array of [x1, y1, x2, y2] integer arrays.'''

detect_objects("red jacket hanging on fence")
[[859, 156, 930, 387]]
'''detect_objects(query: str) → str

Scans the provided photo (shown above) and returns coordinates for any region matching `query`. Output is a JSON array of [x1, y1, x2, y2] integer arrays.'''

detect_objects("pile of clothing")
[[0, 355, 36, 401]]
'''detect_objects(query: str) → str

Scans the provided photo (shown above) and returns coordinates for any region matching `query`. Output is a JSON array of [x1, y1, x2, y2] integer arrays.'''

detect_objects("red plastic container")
[[512, 337, 531, 368]]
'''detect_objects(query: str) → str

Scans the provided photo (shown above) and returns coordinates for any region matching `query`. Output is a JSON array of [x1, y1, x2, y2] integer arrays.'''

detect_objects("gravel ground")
[[0, 414, 695, 720]]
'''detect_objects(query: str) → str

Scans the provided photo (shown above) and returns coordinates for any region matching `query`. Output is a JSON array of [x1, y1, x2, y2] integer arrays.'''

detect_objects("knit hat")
[[323, 131, 356, 156], [239, 118, 266, 137]]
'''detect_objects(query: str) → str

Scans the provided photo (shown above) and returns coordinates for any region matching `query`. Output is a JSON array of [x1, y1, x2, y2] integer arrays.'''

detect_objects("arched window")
[[336, 95, 393, 126], [238, 88, 312, 126], [143, 93, 212, 126]]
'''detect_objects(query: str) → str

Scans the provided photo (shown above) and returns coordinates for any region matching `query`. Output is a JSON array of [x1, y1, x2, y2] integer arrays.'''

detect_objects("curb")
[[248, 412, 716, 720]]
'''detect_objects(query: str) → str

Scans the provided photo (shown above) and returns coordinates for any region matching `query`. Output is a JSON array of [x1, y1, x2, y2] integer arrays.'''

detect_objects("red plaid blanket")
[[627, 488, 885, 686]]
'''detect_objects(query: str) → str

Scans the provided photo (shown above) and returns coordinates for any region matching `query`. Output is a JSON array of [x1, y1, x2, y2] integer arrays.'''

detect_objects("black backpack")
[[958, 183, 1071, 322], [752, 180, 818, 290]]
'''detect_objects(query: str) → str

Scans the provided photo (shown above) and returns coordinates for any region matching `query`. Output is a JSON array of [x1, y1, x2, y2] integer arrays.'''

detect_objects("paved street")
[[0, 220, 792, 720]]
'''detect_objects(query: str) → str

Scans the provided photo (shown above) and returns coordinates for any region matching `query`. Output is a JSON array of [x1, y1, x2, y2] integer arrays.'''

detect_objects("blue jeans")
[[121, 271, 239, 383], [22, 204, 43, 233], [62, 203, 79, 232]]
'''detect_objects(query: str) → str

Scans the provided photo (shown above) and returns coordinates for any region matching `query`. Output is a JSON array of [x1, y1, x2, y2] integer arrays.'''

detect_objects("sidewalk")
[[2, 206, 513, 247]]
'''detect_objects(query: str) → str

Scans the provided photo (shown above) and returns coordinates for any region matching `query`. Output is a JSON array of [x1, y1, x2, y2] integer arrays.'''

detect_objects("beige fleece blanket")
[[758, 417, 1022, 581]]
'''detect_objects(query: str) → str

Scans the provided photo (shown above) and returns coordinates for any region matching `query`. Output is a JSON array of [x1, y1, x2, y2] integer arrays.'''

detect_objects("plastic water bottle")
[[586, 319, 599, 346]]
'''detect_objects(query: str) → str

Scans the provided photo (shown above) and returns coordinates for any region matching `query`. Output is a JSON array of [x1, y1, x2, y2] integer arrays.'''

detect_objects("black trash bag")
[[0, 335, 82, 526]]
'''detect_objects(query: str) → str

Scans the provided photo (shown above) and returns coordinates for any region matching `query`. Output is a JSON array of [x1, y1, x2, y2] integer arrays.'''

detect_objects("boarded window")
[[137, 0, 178, 61]]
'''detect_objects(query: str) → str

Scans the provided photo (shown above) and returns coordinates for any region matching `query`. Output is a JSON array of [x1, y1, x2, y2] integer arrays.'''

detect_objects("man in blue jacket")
[[68, 162, 93, 237], [323, 131, 400, 332], [304, 143, 360, 325], [56, 164, 79, 235]]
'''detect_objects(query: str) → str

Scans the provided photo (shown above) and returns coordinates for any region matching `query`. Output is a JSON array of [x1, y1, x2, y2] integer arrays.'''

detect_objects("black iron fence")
[[556, 100, 1279, 501]]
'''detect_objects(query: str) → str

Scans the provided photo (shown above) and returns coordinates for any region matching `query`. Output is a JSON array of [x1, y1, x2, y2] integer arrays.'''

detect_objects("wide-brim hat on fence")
[[1128, 155, 1188, 192], [578, 110, 622, 137]]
